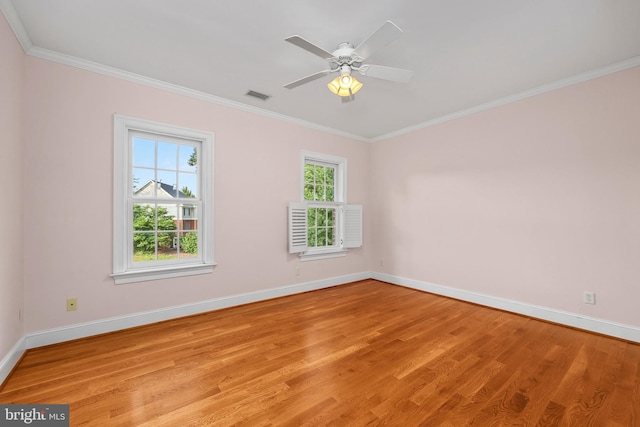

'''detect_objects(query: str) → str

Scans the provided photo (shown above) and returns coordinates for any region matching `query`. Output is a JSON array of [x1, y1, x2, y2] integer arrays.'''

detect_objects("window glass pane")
[[304, 164, 314, 184], [314, 165, 325, 185], [327, 227, 336, 245], [133, 203, 157, 262], [317, 228, 327, 246], [307, 208, 316, 227], [157, 203, 178, 259], [178, 172, 198, 198], [132, 137, 155, 168], [132, 202, 185, 262], [133, 232, 156, 262], [304, 184, 314, 201], [326, 167, 334, 186], [317, 208, 327, 226], [132, 168, 155, 196], [179, 232, 198, 259], [304, 162, 338, 203], [156, 171, 177, 196], [304, 206, 337, 249], [179, 203, 197, 221], [326, 186, 334, 202], [177, 203, 197, 257], [133, 204, 156, 232], [308, 228, 317, 247], [179, 145, 197, 172], [157, 232, 177, 259], [158, 141, 177, 170], [156, 203, 178, 231]]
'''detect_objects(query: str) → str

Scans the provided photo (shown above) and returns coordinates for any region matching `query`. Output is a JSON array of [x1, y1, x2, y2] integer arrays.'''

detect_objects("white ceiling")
[[3, 0, 640, 140]]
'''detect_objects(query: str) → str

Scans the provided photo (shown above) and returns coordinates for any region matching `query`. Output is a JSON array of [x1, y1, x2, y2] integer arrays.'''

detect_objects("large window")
[[113, 115, 214, 284], [289, 151, 362, 260]]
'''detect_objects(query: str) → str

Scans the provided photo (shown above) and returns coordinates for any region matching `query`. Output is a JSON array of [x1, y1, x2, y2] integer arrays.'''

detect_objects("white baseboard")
[[24, 272, 372, 350], [2, 272, 368, 385], [0, 336, 26, 387], [372, 272, 640, 343], [4, 270, 638, 386]]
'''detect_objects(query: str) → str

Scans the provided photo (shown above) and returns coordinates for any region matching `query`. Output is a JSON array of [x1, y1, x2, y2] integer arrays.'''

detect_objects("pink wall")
[[0, 14, 25, 357], [6, 15, 639, 348], [22, 57, 371, 333], [371, 67, 640, 327]]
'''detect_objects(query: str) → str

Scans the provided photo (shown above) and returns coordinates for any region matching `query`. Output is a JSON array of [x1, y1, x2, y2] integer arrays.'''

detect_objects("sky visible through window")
[[132, 137, 198, 197], [131, 136, 200, 263]]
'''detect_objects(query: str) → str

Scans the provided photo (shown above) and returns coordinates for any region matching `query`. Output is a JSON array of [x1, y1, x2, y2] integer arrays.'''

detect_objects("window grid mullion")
[[128, 138, 201, 267]]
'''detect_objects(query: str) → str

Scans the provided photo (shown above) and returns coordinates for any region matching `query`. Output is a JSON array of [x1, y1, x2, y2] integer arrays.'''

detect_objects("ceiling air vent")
[[245, 90, 271, 101]]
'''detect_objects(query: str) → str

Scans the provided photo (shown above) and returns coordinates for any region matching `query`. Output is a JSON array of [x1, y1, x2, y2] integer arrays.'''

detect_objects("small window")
[[113, 115, 214, 284], [305, 160, 338, 250], [289, 151, 362, 260]]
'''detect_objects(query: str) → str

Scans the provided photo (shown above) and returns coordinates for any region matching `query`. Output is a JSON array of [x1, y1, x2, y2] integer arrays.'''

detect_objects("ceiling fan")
[[283, 21, 413, 102]]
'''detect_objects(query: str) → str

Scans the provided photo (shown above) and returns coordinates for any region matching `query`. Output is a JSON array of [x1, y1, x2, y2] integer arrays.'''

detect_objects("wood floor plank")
[[1, 279, 639, 426]]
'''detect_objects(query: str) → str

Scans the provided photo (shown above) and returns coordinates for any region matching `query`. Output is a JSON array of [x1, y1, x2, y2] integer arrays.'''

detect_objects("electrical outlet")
[[379, 260, 384, 267], [295, 267, 301, 276], [67, 298, 78, 311], [583, 292, 595, 305]]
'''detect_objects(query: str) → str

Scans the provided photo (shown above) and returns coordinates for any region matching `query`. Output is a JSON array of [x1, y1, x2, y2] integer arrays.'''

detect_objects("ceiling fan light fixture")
[[285, 21, 412, 99], [327, 74, 363, 97]]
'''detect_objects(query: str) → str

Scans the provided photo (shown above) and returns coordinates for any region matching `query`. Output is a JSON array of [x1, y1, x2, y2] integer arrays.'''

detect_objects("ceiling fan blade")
[[355, 20, 403, 60], [357, 64, 414, 83], [285, 36, 335, 60], [283, 70, 332, 89]]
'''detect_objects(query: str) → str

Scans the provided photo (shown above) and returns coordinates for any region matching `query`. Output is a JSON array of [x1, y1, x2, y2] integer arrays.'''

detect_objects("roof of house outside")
[[134, 180, 192, 199]]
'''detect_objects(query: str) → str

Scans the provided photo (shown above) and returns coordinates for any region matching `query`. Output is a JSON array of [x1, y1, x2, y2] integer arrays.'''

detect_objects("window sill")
[[111, 263, 216, 284], [299, 249, 348, 262]]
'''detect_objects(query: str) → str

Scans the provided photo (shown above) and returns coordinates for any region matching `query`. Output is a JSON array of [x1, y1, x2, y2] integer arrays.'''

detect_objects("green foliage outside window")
[[133, 205, 177, 254], [180, 232, 198, 254], [304, 164, 335, 201], [304, 163, 337, 248], [181, 186, 195, 198], [307, 207, 335, 248]]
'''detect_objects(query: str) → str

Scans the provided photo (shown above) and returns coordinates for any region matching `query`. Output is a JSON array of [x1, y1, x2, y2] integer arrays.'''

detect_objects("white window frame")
[[289, 151, 362, 261], [112, 114, 215, 284]]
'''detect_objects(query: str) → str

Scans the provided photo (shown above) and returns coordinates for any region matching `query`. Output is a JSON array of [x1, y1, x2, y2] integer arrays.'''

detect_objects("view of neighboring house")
[[134, 179, 197, 233]]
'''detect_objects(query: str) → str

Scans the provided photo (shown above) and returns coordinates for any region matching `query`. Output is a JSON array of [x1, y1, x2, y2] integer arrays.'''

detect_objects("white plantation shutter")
[[289, 202, 308, 253], [342, 204, 363, 248]]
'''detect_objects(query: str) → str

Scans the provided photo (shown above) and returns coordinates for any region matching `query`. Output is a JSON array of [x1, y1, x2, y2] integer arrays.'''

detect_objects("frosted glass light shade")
[[327, 75, 363, 97]]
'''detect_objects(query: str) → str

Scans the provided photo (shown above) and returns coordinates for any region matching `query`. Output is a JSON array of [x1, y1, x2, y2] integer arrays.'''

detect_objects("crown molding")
[[0, 0, 32, 52], [36, 44, 634, 144], [2, 0, 638, 143], [372, 55, 640, 142], [1, 0, 363, 141], [26, 46, 369, 143]]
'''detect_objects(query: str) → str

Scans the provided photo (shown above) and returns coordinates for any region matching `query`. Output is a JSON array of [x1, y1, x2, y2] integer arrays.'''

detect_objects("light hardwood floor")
[[1, 279, 639, 426]]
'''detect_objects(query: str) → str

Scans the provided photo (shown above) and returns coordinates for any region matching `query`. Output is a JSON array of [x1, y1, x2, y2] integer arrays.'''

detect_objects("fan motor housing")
[[333, 42, 361, 65]]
